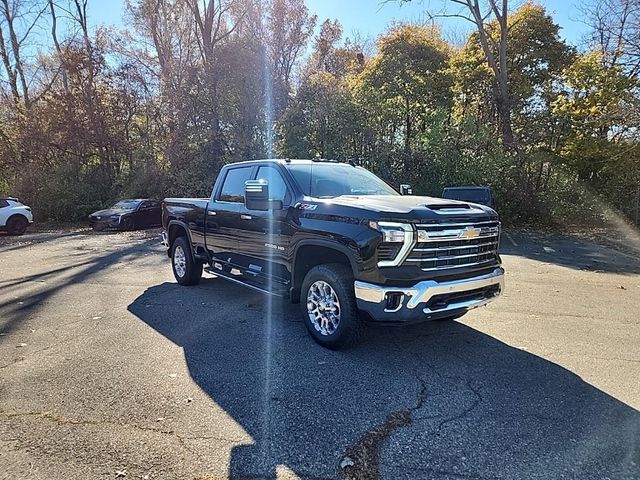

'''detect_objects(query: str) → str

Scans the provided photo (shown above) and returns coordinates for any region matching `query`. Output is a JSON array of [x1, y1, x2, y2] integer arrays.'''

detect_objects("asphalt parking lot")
[[1, 228, 639, 480]]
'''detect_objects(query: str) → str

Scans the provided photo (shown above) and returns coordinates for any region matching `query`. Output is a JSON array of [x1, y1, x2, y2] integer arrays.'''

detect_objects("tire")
[[92, 223, 106, 232], [6, 215, 29, 235], [122, 217, 134, 231], [171, 236, 202, 286], [300, 263, 362, 350]]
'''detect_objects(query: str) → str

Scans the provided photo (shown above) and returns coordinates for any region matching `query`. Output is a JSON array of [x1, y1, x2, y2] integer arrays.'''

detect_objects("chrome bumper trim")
[[354, 267, 504, 319]]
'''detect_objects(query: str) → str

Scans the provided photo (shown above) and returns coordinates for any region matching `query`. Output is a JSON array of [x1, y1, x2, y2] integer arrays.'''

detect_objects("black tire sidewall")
[[301, 264, 360, 349], [171, 236, 201, 286], [7, 216, 28, 235], [123, 218, 134, 231]]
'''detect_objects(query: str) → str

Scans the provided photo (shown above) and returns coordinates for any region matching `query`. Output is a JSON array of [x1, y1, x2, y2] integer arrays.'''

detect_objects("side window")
[[218, 167, 253, 203], [256, 166, 289, 203], [0, 199, 8, 208]]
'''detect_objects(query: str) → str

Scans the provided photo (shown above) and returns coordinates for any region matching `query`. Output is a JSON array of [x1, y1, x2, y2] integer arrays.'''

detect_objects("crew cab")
[[0, 196, 33, 235], [161, 159, 504, 349]]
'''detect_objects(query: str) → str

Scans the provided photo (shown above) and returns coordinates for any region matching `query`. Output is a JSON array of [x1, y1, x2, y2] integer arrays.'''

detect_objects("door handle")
[[208, 211, 217, 216], [240, 214, 252, 220]]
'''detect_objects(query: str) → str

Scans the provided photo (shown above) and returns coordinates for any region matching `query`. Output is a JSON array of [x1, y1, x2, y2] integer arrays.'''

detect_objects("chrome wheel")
[[307, 280, 341, 336], [173, 245, 186, 278]]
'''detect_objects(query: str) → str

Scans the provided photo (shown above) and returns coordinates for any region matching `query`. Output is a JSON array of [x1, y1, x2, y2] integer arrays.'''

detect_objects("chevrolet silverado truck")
[[161, 159, 504, 349]]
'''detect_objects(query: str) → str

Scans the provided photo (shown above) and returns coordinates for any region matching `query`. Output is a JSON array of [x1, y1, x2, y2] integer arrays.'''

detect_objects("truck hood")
[[319, 195, 495, 216]]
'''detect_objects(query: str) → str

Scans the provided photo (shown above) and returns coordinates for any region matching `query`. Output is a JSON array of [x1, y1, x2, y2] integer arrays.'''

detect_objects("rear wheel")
[[6, 215, 28, 235], [171, 236, 202, 286], [301, 263, 362, 349]]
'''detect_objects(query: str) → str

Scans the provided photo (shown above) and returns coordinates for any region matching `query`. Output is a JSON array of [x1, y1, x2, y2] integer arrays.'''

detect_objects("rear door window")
[[0, 199, 8, 208]]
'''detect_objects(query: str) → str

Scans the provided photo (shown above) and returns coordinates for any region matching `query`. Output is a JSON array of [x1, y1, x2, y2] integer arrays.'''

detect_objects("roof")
[[223, 158, 347, 167]]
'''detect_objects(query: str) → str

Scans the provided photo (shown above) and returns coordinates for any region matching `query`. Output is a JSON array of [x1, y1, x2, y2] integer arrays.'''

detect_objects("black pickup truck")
[[161, 159, 504, 349]]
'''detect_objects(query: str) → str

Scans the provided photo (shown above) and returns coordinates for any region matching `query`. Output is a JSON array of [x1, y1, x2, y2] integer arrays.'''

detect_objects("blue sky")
[[89, 0, 590, 46]]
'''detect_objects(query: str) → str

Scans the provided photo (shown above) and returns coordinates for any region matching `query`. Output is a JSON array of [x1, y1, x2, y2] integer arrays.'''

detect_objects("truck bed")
[[162, 198, 209, 231]]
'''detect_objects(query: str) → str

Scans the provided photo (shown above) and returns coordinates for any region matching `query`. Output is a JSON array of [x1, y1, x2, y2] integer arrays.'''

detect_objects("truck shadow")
[[128, 279, 640, 479], [500, 231, 640, 274]]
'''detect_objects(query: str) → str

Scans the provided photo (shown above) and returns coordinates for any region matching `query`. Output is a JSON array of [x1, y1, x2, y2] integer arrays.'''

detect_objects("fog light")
[[384, 292, 404, 313]]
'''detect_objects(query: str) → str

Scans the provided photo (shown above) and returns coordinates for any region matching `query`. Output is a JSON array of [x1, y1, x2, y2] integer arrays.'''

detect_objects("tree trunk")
[[494, 79, 515, 149]]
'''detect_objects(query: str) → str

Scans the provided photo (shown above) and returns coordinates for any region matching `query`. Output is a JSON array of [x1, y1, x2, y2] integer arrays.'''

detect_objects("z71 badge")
[[297, 203, 318, 210]]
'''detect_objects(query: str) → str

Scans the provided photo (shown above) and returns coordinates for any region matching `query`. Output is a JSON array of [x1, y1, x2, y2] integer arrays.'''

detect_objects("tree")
[[405, 0, 517, 149], [355, 25, 452, 157], [553, 51, 639, 181], [267, 0, 317, 112], [279, 71, 360, 159], [582, 0, 640, 78]]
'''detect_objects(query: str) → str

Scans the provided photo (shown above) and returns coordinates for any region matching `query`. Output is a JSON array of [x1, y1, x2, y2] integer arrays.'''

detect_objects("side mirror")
[[399, 184, 413, 195], [244, 180, 283, 211]]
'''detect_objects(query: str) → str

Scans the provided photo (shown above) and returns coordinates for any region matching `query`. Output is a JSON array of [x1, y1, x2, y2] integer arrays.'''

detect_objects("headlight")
[[369, 221, 406, 243], [369, 221, 415, 267]]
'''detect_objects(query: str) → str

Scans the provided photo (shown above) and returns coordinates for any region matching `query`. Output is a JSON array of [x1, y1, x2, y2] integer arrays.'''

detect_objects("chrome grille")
[[405, 220, 500, 271]]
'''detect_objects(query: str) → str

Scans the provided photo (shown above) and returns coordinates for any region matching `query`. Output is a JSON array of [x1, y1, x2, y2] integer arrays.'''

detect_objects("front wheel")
[[122, 217, 134, 231], [171, 236, 202, 286], [301, 263, 362, 350]]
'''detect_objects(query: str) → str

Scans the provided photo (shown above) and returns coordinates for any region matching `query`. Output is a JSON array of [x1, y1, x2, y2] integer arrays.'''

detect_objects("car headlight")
[[369, 221, 415, 267], [369, 221, 407, 243]]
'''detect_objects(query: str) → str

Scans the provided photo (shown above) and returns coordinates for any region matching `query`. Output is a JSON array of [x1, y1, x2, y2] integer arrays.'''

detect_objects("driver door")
[[236, 165, 294, 288]]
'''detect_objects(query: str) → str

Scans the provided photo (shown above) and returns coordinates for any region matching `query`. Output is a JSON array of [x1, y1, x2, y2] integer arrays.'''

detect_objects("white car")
[[0, 196, 33, 235]]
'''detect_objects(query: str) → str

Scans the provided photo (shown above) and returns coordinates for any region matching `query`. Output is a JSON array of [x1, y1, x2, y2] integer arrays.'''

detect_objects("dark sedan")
[[89, 199, 162, 231]]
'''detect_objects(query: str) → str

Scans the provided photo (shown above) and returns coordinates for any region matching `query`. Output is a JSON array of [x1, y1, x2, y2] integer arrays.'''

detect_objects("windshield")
[[112, 200, 141, 210], [288, 163, 398, 198]]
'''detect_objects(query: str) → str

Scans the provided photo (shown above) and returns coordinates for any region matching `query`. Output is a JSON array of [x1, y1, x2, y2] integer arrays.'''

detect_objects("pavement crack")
[[432, 379, 483, 436], [339, 367, 428, 480], [0, 410, 236, 447], [0, 356, 25, 369]]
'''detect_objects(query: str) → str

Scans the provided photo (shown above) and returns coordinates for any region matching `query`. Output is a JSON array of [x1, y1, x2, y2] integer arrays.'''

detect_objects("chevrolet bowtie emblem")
[[459, 226, 481, 239]]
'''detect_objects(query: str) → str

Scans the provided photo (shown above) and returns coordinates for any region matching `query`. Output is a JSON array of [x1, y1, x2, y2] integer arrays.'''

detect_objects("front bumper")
[[354, 267, 504, 323], [89, 217, 121, 228]]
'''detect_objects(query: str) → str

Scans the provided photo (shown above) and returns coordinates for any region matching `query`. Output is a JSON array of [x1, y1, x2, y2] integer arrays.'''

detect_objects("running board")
[[204, 267, 285, 297]]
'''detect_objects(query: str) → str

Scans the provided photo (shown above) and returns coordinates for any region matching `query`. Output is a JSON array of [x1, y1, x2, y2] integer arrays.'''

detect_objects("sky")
[[88, 0, 591, 47]]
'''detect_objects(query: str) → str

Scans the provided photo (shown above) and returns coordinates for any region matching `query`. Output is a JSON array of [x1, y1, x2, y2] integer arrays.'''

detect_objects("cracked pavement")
[[1, 228, 639, 479]]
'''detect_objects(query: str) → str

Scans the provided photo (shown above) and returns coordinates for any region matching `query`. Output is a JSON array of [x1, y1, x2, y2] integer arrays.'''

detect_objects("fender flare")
[[292, 238, 359, 278], [166, 220, 195, 259]]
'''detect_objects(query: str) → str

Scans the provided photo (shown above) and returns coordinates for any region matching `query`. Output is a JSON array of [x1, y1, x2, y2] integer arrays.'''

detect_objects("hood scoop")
[[422, 202, 471, 210]]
